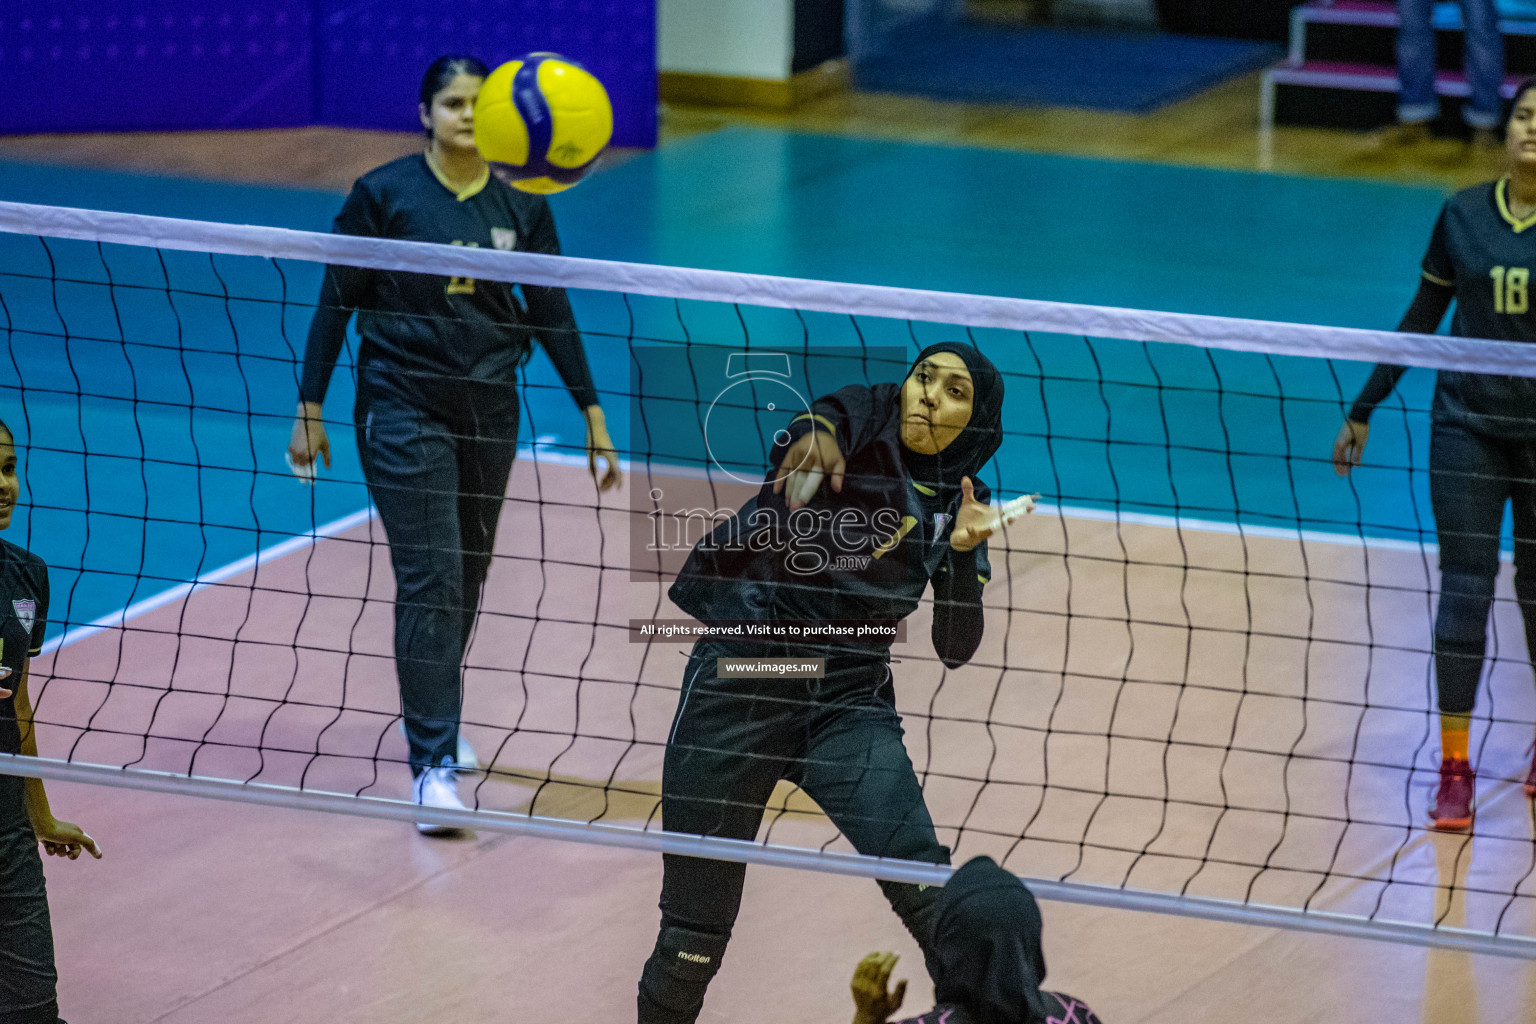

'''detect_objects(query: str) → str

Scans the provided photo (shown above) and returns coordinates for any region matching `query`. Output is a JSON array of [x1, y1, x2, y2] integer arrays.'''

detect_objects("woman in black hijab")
[[639, 344, 1013, 1024], [851, 856, 1104, 1024]]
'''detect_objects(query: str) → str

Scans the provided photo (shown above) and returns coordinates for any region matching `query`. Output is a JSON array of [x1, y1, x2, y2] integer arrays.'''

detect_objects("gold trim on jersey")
[[1495, 178, 1536, 233], [1421, 270, 1454, 287], [790, 413, 838, 437], [912, 481, 936, 496], [871, 515, 918, 560], [424, 150, 490, 202]]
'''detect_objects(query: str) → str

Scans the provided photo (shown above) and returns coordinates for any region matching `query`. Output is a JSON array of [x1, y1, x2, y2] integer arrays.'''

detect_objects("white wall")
[[658, 0, 794, 80]]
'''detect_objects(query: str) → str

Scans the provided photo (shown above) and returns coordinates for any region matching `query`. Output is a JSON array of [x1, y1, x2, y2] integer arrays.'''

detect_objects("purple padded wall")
[[315, 0, 656, 148], [0, 2, 656, 147], [0, 3, 314, 133]]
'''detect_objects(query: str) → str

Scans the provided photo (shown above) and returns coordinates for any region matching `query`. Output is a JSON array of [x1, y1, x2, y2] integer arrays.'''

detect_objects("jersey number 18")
[[1490, 265, 1530, 314]]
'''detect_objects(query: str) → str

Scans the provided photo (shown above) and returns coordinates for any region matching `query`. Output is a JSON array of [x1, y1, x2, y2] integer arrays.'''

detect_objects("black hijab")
[[898, 342, 1004, 492], [933, 855, 1051, 1024]]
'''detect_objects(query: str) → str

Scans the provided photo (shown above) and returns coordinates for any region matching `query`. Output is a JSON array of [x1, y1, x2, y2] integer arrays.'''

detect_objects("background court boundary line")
[[39, 505, 377, 656], [2, 752, 1533, 961], [39, 447, 1454, 658], [623, 450, 1448, 554]]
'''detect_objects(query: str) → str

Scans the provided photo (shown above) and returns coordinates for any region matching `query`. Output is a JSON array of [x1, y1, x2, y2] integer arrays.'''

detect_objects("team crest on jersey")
[[933, 513, 952, 536], [11, 599, 34, 634], [491, 228, 517, 251]]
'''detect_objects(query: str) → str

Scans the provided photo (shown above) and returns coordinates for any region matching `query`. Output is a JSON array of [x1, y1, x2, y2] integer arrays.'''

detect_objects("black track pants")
[[637, 641, 949, 1024], [1429, 420, 1536, 715], [0, 779, 64, 1024], [356, 385, 518, 775]]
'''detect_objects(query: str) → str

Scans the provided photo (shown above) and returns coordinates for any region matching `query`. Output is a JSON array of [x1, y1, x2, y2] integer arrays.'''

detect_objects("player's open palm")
[[34, 818, 101, 861], [1332, 419, 1369, 477], [772, 429, 845, 510], [850, 952, 907, 1024]]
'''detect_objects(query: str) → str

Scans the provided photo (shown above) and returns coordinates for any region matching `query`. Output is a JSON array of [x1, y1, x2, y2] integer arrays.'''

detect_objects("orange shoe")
[[1431, 758, 1475, 831], [1525, 747, 1536, 797]]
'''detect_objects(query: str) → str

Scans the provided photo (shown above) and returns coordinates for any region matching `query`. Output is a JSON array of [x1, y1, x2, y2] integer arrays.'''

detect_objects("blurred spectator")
[[1392, 0, 1505, 146]]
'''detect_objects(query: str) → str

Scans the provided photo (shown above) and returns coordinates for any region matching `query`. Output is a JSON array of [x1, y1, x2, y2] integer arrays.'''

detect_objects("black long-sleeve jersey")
[[0, 538, 48, 757], [1351, 179, 1536, 439], [298, 154, 598, 412], [669, 383, 991, 667]]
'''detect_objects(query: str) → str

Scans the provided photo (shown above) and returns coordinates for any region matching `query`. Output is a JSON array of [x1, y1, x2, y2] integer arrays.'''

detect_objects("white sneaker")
[[412, 766, 468, 836]]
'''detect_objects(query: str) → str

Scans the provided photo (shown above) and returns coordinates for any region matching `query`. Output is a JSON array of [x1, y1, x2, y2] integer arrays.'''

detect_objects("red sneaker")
[[1431, 758, 1475, 831]]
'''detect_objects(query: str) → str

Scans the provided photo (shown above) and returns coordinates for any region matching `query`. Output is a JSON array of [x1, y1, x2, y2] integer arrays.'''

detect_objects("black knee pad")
[[637, 925, 731, 1024], [880, 873, 948, 984]]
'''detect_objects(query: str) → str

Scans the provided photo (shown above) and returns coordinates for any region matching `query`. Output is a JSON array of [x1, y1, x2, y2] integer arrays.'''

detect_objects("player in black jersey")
[[289, 56, 621, 833], [849, 857, 1103, 1024], [0, 418, 101, 1024], [637, 343, 1014, 1024], [1333, 80, 1536, 831]]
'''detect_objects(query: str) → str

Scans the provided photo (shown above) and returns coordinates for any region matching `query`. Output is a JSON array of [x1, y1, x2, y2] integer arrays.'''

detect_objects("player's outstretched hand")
[[34, 817, 101, 861], [1332, 419, 1369, 477], [951, 476, 1005, 552], [0, 664, 11, 700], [287, 401, 331, 484], [850, 952, 907, 1024], [772, 429, 845, 511], [584, 406, 623, 492], [951, 476, 992, 551]]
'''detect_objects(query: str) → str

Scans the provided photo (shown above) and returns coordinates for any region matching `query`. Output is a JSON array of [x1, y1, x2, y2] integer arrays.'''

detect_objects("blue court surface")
[[0, 128, 1460, 645]]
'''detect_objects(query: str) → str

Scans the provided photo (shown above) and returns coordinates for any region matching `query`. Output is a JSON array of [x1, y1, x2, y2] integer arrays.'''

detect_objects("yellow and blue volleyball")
[[474, 54, 613, 195]]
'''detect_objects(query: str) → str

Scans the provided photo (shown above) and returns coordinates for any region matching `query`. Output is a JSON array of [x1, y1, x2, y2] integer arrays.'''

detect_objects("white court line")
[[1030, 501, 1442, 556], [618, 447, 1442, 553], [40, 505, 376, 656], [41, 439, 574, 655], [41, 447, 1443, 657]]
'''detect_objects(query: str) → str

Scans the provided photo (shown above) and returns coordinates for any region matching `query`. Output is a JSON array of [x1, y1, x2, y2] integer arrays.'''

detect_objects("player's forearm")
[[21, 774, 54, 830], [526, 289, 600, 409], [932, 560, 986, 668], [1346, 363, 1408, 424], [1350, 278, 1455, 423], [933, 603, 984, 668], [1350, 279, 1455, 423], [298, 291, 353, 405], [786, 396, 854, 452], [14, 667, 55, 827]]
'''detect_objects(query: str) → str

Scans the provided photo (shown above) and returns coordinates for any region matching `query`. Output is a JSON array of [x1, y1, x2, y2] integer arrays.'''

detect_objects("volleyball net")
[[5, 200, 1536, 959]]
